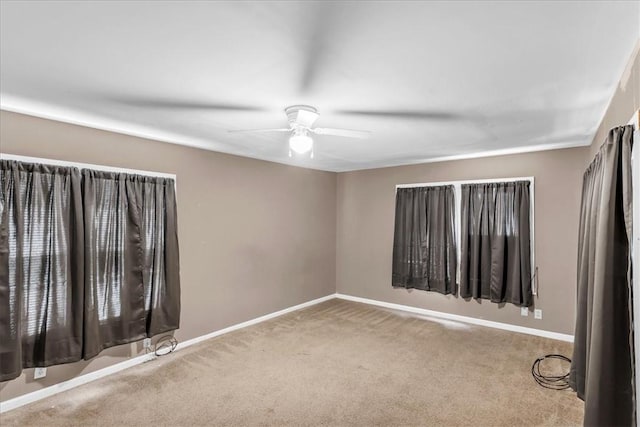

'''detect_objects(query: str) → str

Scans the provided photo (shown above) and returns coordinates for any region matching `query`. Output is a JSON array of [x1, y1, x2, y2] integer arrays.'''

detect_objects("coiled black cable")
[[154, 335, 178, 357], [531, 354, 572, 390], [144, 335, 179, 357]]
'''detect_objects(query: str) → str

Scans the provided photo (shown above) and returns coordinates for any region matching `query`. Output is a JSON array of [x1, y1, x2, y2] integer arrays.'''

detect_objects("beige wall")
[[336, 147, 588, 335], [334, 42, 640, 337], [589, 40, 640, 157], [0, 110, 337, 401], [1, 67, 628, 401]]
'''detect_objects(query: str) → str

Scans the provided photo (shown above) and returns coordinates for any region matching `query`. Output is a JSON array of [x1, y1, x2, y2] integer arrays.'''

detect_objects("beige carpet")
[[1, 299, 583, 426]]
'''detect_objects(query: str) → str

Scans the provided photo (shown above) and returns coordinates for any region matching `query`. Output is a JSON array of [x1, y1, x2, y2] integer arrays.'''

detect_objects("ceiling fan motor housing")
[[285, 105, 319, 129]]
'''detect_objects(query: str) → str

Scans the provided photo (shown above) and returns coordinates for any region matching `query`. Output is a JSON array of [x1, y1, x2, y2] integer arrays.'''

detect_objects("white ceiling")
[[1, 1, 639, 172]]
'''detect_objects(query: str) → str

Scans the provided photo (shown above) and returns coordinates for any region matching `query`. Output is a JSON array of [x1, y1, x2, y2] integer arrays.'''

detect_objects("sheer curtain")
[[570, 125, 633, 426], [459, 181, 532, 306], [82, 170, 180, 359], [392, 185, 457, 295], [0, 160, 84, 381]]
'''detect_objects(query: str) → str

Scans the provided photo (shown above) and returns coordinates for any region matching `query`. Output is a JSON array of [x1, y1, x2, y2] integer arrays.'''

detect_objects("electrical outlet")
[[521, 307, 528, 317], [34, 367, 47, 379], [534, 309, 543, 320], [143, 338, 152, 349]]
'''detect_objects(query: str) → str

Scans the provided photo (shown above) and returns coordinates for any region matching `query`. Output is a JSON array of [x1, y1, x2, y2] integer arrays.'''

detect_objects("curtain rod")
[[396, 176, 534, 189], [0, 153, 176, 180]]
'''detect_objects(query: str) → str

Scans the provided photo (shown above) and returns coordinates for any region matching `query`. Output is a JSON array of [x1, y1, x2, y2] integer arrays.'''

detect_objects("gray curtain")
[[82, 170, 181, 360], [570, 125, 633, 426], [0, 160, 84, 382], [392, 186, 457, 295], [459, 181, 532, 307]]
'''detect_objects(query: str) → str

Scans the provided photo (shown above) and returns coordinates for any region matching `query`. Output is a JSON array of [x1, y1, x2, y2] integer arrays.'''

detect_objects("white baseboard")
[[0, 353, 155, 413], [1, 292, 572, 413], [175, 294, 335, 351], [0, 294, 335, 414], [335, 293, 574, 343]]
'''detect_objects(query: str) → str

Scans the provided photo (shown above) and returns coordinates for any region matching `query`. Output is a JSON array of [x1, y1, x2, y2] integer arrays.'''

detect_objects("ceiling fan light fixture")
[[289, 132, 313, 154], [229, 105, 369, 160]]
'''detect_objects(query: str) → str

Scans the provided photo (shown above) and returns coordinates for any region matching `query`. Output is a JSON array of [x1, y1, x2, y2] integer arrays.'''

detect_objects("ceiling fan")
[[229, 105, 370, 158]]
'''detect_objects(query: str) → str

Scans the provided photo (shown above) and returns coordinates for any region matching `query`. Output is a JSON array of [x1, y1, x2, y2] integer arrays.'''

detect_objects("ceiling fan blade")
[[335, 109, 463, 120], [298, 2, 341, 94], [112, 96, 267, 112], [311, 128, 370, 139], [228, 128, 291, 134]]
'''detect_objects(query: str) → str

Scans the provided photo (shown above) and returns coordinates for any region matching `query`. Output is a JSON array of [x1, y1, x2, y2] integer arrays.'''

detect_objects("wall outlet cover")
[[143, 338, 152, 348], [534, 309, 543, 320], [521, 307, 528, 317], [34, 367, 47, 379]]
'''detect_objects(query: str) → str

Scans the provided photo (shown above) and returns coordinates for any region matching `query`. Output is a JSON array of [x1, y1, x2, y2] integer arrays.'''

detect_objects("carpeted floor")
[[1, 299, 583, 426]]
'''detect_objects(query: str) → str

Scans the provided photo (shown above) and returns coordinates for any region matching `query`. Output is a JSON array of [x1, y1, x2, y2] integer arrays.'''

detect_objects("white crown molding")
[[0, 95, 220, 152], [1, 95, 590, 173], [0, 96, 338, 173], [588, 38, 640, 148], [381, 141, 590, 168]]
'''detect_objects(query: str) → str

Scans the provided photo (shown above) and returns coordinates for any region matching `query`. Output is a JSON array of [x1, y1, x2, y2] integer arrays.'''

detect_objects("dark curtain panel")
[[82, 170, 180, 360], [570, 125, 633, 426], [0, 160, 84, 382], [392, 185, 457, 295], [459, 181, 532, 307]]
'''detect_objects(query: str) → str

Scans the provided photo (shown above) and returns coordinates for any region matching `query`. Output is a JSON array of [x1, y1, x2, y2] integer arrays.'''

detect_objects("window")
[[0, 160, 84, 382], [392, 185, 458, 295], [393, 177, 535, 306], [459, 180, 534, 306], [82, 169, 181, 359], [0, 154, 181, 381]]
